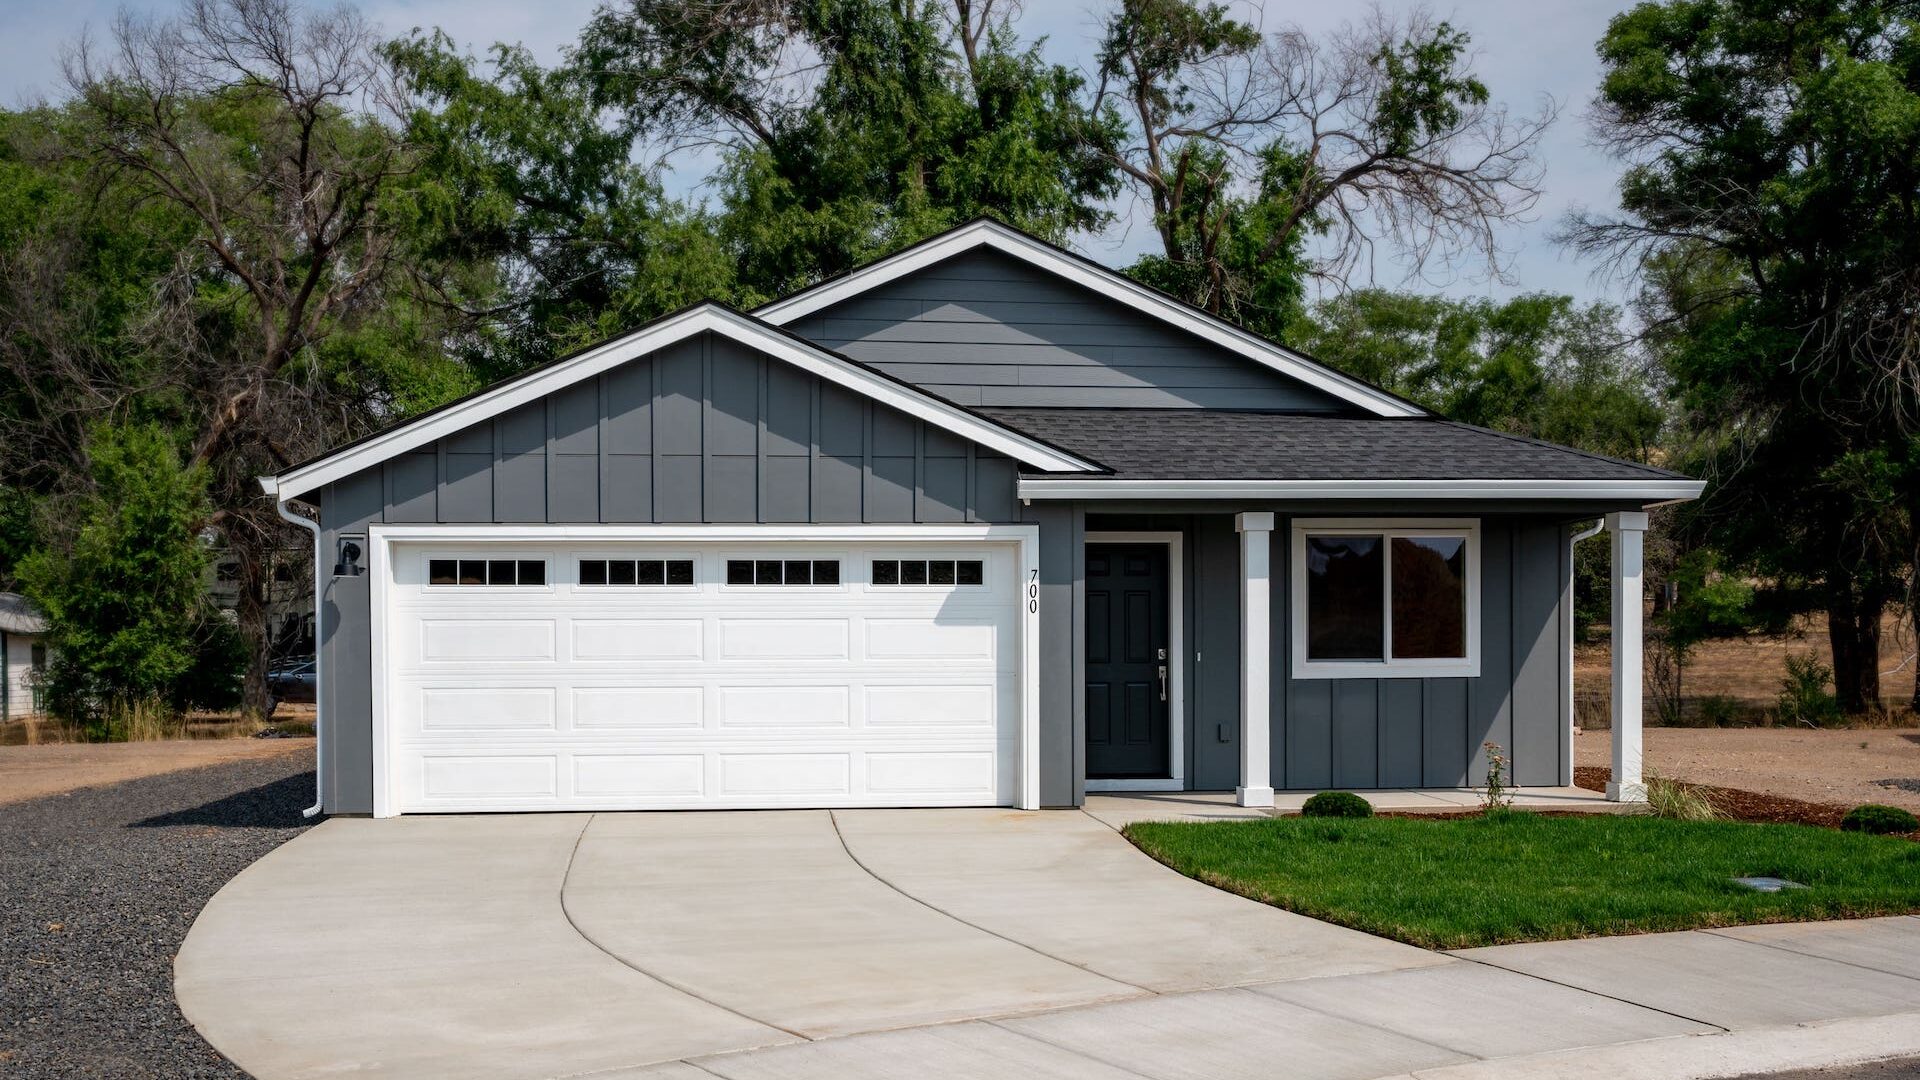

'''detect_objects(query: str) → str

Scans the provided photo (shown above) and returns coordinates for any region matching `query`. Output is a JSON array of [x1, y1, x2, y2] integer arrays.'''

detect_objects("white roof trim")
[[755, 220, 1426, 419], [266, 304, 1100, 498], [1017, 478, 1707, 503]]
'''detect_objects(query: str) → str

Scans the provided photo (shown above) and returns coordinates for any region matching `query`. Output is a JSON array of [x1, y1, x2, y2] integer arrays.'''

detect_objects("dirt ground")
[[1576, 727, 1920, 814], [0, 738, 312, 807], [1574, 612, 1920, 724]]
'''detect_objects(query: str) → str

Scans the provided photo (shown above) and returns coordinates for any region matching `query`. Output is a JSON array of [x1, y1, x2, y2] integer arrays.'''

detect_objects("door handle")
[[1157, 664, 1168, 702]]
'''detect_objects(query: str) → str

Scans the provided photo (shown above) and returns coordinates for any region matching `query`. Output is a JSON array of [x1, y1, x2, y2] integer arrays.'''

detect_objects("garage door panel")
[[419, 687, 556, 732], [420, 619, 555, 662], [572, 619, 704, 661], [573, 687, 705, 729], [387, 538, 1021, 812], [718, 619, 851, 660]]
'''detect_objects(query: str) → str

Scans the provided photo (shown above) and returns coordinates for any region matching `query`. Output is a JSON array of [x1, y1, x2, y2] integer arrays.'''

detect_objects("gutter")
[[263, 476, 325, 819]]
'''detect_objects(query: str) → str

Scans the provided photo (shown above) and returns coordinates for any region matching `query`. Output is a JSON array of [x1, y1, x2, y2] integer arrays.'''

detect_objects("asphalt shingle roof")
[[974, 408, 1685, 482]]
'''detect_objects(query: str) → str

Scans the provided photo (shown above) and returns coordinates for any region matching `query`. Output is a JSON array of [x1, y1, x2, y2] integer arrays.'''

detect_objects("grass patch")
[[1123, 812, 1920, 950]]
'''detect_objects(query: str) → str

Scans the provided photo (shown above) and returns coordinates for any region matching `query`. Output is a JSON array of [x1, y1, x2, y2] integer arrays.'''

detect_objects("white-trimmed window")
[[1290, 519, 1479, 679]]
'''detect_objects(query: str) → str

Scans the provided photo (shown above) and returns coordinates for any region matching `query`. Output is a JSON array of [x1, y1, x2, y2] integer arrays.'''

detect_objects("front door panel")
[[1085, 543, 1169, 778]]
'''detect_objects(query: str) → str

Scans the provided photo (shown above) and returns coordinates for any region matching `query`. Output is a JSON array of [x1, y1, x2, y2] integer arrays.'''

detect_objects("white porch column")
[[1607, 511, 1648, 803], [1236, 512, 1276, 807]]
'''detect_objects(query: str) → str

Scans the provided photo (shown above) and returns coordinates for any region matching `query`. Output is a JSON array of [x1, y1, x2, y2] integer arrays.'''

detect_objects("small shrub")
[[1644, 775, 1724, 821], [1840, 804, 1919, 835], [1776, 653, 1842, 728], [1302, 791, 1374, 818], [1479, 741, 1515, 813]]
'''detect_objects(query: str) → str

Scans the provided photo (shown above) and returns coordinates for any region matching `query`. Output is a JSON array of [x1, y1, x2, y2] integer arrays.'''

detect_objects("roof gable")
[[755, 219, 1427, 418], [265, 304, 1102, 501]]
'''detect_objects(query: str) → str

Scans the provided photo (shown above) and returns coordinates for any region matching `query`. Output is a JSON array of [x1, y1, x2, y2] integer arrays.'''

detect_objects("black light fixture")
[[333, 537, 366, 577]]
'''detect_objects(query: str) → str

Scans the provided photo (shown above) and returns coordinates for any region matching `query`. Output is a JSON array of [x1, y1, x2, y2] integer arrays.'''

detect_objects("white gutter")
[[1016, 477, 1708, 503], [263, 476, 325, 819]]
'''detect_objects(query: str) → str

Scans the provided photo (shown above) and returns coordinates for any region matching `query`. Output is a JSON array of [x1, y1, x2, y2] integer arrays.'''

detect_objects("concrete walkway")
[[176, 806, 1920, 1080]]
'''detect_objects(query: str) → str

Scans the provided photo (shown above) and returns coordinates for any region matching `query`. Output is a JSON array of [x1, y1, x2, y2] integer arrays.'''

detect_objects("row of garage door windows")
[[425, 558, 988, 589]]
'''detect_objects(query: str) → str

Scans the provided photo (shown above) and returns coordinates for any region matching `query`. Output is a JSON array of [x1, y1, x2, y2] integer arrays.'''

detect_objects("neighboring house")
[[262, 220, 1699, 818], [0, 592, 49, 721]]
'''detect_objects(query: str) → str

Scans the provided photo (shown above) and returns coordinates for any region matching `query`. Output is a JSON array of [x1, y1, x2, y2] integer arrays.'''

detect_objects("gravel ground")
[[1577, 728, 1920, 813], [0, 747, 317, 1078]]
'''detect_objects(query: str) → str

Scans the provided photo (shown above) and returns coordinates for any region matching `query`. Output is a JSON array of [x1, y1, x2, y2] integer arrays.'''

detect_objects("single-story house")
[[0, 592, 50, 721], [262, 219, 1698, 818]]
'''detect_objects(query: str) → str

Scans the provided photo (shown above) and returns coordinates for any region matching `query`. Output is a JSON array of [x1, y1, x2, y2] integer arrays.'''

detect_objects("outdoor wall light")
[[334, 536, 366, 577]]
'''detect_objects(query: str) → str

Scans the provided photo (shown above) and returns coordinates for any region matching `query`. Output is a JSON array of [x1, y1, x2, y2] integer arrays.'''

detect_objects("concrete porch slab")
[[1454, 928, 1920, 1029], [1084, 787, 1626, 824], [832, 807, 1447, 992]]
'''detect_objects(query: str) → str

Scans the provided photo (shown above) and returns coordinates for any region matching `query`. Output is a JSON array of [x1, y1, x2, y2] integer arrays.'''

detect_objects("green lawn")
[[1123, 812, 1920, 950]]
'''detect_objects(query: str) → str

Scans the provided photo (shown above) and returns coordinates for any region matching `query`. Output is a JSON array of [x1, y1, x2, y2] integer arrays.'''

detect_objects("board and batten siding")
[[1154, 515, 1571, 791], [310, 329, 1029, 813], [790, 248, 1349, 411]]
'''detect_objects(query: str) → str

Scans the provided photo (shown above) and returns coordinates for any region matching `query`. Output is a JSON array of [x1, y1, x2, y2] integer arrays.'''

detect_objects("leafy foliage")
[[1840, 804, 1919, 836], [15, 425, 239, 731], [1300, 791, 1374, 818]]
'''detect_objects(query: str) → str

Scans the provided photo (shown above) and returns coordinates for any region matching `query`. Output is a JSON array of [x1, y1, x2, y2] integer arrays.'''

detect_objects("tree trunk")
[[234, 542, 273, 721], [1826, 580, 1883, 716]]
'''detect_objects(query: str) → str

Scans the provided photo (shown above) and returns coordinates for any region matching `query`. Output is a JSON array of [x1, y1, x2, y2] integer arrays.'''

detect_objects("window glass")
[[726, 560, 755, 585], [755, 559, 783, 585], [728, 558, 837, 585], [517, 560, 546, 587], [579, 560, 607, 586], [488, 559, 517, 586], [901, 560, 928, 585], [872, 560, 899, 585], [956, 560, 984, 585], [929, 560, 956, 585], [666, 560, 695, 585], [1304, 536, 1384, 660], [1391, 537, 1466, 659], [636, 560, 665, 586], [813, 560, 839, 585], [784, 559, 812, 585], [608, 559, 637, 586], [458, 560, 487, 586], [429, 559, 458, 586]]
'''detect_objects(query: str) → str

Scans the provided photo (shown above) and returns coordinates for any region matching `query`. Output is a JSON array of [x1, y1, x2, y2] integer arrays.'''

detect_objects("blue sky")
[[1, 0, 1636, 307]]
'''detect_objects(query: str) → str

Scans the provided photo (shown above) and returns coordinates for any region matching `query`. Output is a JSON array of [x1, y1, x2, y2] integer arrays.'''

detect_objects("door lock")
[[1157, 647, 1168, 701]]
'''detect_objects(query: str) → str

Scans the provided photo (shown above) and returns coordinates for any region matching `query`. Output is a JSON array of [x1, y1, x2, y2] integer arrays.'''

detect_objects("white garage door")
[[379, 537, 1023, 813]]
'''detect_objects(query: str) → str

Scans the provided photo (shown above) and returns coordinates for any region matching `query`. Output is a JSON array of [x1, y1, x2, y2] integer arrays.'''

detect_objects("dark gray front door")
[[1086, 543, 1170, 779]]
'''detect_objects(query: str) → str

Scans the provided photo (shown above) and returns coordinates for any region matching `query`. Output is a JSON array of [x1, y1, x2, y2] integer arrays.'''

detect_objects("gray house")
[[263, 220, 1697, 817]]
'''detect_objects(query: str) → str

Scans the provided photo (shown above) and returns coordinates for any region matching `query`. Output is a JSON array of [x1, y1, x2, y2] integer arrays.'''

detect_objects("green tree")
[[1568, 0, 1920, 712], [16, 425, 228, 732], [574, 0, 1121, 298], [1091, 2, 1550, 335]]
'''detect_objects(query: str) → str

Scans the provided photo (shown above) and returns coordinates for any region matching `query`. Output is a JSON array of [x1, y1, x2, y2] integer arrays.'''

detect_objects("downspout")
[[1566, 520, 1605, 785], [264, 476, 325, 819]]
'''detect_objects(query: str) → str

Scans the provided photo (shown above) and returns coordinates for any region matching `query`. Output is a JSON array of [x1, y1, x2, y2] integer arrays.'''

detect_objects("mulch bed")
[[1574, 766, 1920, 836]]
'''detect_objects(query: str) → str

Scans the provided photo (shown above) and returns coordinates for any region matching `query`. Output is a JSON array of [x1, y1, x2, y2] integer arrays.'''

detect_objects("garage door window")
[[726, 559, 840, 586], [579, 559, 695, 587], [429, 559, 546, 587], [872, 559, 984, 587]]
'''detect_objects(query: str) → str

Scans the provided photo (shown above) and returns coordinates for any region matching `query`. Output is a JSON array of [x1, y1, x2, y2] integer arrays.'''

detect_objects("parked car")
[[266, 659, 316, 708]]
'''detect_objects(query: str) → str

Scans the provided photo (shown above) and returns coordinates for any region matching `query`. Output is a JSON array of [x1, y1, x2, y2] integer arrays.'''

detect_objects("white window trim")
[[365, 523, 1043, 817], [1290, 518, 1481, 681], [1081, 531, 1185, 788]]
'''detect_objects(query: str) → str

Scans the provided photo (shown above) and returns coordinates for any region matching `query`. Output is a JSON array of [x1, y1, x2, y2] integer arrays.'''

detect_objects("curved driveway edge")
[[174, 816, 796, 1080]]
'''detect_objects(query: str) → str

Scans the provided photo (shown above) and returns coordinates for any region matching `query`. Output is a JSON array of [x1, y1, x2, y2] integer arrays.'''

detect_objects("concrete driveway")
[[175, 807, 1920, 1080]]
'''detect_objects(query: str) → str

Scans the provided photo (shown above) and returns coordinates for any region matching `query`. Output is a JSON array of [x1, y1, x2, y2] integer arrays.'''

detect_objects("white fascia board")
[[754, 221, 1425, 419], [1017, 478, 1708, 502], [267, 305, 1098, 498]]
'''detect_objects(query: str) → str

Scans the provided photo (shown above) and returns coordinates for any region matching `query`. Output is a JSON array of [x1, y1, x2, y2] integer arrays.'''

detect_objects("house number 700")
[[1028, 568, 1039, 613]]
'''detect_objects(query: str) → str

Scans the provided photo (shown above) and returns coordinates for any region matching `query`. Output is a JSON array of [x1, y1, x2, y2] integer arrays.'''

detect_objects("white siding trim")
[[755, 220, 1425, 418], [1019, 478, 1706, 502], [264, 305, 1099, 500], [365, 522, 1043, 816], [1084, 530, 1185, 788]]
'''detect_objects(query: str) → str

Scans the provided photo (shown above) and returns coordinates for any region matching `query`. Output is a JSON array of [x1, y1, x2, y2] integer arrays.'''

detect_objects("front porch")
[[1082, 788, 1628, 827], [1072, 509, 1650, 808]]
